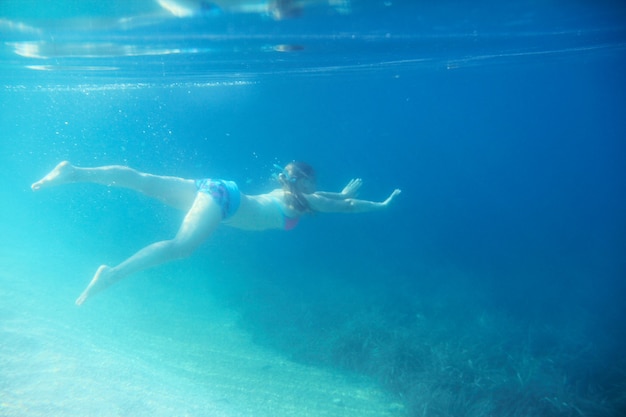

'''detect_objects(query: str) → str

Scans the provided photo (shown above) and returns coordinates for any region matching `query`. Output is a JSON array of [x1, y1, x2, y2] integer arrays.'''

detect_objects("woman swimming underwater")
[[31, 161, 401, 305]]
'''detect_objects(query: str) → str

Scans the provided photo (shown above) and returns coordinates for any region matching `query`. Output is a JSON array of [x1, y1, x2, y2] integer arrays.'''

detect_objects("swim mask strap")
[[273, 163, 297, 183]]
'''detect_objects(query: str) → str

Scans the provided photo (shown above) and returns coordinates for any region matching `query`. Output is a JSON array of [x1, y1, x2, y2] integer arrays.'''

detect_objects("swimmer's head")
[[279, 161, 316, 194]]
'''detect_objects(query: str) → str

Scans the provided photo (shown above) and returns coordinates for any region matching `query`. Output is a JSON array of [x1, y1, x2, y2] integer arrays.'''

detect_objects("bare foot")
[[31, 161, 76, 191], [76, 265, 114, 306]]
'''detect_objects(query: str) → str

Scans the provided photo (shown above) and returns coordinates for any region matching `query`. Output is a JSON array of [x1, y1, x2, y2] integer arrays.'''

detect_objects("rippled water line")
[[2, 80, 255, 92]]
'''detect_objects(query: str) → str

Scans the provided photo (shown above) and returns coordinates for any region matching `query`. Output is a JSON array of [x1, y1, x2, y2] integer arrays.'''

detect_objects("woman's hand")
[[341, 178, 363, 198], [383, 189, 402, 207]]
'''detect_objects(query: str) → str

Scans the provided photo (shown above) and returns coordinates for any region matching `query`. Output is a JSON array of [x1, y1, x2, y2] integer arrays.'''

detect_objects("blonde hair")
[[279, 161, 316, 212]]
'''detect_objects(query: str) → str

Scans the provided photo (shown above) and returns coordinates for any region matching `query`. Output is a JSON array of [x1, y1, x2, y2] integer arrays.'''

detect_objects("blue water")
[[2, 1, 626, 416]]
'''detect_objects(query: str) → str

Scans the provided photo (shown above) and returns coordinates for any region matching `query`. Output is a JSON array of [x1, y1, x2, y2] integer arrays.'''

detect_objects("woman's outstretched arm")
[[314, 178, 362, 200], [306, 188, 401, 213]]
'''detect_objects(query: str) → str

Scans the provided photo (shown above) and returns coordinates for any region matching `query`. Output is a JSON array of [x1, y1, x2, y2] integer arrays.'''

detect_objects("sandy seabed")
[[0, 248, 402, 417]]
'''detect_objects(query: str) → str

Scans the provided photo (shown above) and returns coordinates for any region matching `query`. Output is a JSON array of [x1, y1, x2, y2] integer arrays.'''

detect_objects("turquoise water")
[[2, 1, 626, 416]]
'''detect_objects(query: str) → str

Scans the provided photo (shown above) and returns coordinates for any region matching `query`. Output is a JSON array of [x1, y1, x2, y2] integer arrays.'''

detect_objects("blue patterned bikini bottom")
[[195, 178, 241, 219]]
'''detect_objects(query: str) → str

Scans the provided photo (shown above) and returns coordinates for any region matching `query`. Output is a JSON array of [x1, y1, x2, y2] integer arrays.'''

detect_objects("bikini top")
[[270, 196, 300, 231], [283, 215, 300, 231]]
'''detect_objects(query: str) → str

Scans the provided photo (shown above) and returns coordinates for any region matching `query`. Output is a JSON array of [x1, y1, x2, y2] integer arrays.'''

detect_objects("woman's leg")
[[75, 192, 223, 305], [31, 161, 197, 211]]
